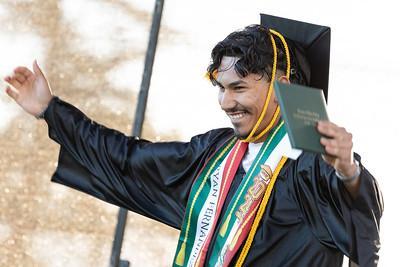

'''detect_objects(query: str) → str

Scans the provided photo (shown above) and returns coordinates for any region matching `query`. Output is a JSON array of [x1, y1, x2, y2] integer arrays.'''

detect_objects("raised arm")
[[3, 63, 234, 228]]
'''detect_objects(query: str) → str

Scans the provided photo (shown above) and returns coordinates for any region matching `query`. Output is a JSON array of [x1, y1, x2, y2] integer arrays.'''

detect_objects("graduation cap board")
[[260, 14, 331, 101]]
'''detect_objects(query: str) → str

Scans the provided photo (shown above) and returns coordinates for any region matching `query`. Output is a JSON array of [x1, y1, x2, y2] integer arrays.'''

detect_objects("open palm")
[[4, 60, 53, 117]]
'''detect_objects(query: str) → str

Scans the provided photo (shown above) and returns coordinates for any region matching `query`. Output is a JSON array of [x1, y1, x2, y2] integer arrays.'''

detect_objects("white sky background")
[[0, 0, 399, 265]]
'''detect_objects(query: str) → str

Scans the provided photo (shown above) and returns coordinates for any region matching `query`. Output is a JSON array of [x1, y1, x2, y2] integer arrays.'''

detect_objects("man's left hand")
[[317, 121, 358, 178]]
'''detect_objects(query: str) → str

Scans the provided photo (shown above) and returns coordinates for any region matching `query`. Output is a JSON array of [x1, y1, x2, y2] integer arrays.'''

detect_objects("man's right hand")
[[3, 60, 53, 117]]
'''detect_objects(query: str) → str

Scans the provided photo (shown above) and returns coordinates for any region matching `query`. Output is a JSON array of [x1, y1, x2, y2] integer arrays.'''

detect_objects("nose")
[[219, 89, 236, 111]]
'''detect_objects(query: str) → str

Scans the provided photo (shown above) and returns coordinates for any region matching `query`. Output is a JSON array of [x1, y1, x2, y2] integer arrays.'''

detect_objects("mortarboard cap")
[[261, 14, 331, 100]]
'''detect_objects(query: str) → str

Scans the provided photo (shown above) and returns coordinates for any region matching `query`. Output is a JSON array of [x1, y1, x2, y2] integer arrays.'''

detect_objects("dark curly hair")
[[207, 24, 309, 86]]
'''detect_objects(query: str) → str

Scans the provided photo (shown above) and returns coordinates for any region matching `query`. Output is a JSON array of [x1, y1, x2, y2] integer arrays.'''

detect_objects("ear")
[[278, 75, 290, 84]]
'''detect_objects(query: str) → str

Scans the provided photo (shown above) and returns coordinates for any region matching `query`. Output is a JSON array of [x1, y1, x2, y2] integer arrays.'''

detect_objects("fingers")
[[3, 65, 37, 90], [318, 121, 358, 176], [321, 133, 353, 149], [322, 142, 351, 158], [15, 66, 36, 83], [4, 75, 22, 89], [14, 66, 34, 78], [317, 121, 344, 139], [5, 86, 19, 101], [320, 124, 353, 164], [13, 72, 27, 84], [33, 60, 44, 77]]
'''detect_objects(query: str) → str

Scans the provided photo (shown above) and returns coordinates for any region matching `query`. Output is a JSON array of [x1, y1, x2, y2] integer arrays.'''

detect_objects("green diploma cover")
[[273, 81, 329, 154]]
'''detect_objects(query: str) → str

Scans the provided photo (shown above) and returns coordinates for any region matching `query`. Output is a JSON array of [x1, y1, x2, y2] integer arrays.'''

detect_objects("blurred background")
[[0, 0, 398, 266]]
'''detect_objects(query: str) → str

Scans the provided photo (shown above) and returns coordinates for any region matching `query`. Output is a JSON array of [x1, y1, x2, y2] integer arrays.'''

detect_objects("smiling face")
[[216, 56, 280, 142]]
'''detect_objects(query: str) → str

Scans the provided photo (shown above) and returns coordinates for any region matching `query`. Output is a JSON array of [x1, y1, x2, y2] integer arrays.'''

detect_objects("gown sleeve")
[[292, 152, 383, 267], [43, 97, 233, 229]]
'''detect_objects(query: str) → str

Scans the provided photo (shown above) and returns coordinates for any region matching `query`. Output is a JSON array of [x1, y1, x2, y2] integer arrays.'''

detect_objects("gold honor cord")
[[199, 29, 292, 266], [204, 30, 291, 143], [270, 29, 291, 78], [243, 29, 291, 143], [234, 29, 292, 265], [242, 34, 278, 143], [235, 157, 288, 267]]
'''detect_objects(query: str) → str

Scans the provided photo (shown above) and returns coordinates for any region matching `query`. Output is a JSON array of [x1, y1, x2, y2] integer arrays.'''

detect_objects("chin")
[[233, 128, 250, 140]]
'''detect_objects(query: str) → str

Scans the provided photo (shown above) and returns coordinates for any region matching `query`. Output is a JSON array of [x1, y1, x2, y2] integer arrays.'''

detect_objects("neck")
[[249, 116, 282, 144]]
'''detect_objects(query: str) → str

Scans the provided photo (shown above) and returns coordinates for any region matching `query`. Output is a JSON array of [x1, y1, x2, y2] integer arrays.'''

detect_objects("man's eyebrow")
[[214, 80, 247, 88], [228, 80, 247, 87]]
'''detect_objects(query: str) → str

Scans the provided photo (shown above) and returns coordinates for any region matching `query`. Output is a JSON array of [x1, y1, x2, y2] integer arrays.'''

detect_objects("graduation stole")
[[173, 121, 287, 267]]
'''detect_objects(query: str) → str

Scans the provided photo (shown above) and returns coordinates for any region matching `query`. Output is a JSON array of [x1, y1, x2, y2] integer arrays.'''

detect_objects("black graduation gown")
[[44, 97, 383, 267]]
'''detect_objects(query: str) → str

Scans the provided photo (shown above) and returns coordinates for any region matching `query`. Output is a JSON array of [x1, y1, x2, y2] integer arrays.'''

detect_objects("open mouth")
[[227, 111, 247, 122]]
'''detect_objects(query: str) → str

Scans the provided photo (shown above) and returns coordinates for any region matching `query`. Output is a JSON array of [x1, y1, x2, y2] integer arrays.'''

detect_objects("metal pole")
[[109, 0, 164, 266]]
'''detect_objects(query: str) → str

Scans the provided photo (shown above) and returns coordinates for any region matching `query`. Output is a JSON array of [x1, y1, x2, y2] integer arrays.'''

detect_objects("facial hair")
[[233, 128, 249, 140], [224, 103, 252, 140]]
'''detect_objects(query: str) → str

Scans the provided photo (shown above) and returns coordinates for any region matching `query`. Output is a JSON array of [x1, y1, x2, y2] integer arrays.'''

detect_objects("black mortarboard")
[[261, 14, 331, 100]]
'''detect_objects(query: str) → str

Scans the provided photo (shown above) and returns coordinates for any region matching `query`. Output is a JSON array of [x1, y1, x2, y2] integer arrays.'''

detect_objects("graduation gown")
[[44, 97, 383, 267]]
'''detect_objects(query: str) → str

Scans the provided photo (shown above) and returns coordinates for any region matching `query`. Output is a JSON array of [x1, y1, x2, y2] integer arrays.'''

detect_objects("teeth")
[[230, 112, 245, 119]]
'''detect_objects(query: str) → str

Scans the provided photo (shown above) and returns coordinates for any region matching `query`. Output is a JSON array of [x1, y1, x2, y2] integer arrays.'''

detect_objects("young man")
[[4, 14, 382, 267]]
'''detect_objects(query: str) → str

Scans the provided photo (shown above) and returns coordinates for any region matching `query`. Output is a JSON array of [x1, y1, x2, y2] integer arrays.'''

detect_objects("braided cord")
[[246, 30, 291, 142], [270, 29, 291, 77], [243, 33, 278, 142], [234, 29, 293, 265], [234, 157, 288, 266]]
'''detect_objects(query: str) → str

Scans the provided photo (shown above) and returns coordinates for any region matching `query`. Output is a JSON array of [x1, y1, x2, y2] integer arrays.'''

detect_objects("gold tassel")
[[175, 243, 186, 266], [219, 214, 231, 237]]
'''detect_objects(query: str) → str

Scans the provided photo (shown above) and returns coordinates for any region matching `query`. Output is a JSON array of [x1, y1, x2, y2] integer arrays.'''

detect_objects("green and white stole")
[[174, 121, 288, 267]]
